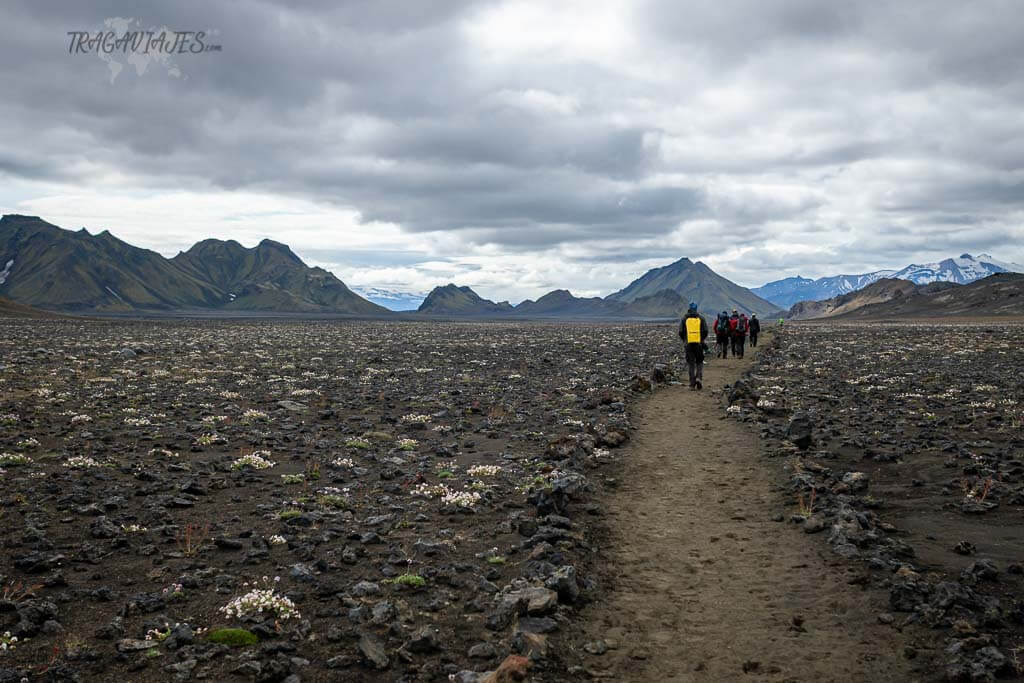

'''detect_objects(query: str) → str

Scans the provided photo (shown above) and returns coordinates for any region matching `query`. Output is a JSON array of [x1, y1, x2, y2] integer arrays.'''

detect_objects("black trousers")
[[732, 335, 745, 357], [685, 342, 704, 386], [749, 331, 758, 347], [716, 333, 729, 357]]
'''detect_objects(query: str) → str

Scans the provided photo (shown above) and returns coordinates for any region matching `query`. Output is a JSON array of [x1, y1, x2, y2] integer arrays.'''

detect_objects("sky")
[[1, 1, 1023, 303]]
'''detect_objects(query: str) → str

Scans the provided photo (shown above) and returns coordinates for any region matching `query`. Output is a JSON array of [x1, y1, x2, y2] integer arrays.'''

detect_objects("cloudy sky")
[[2, 1, 1023, 303]]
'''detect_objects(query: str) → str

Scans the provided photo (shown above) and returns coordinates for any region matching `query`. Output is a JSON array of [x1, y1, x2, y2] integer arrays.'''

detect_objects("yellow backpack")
[[685, 316, 702, 343]]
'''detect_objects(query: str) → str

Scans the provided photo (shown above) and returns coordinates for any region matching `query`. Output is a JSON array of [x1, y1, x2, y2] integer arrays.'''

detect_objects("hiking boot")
[[696, 381, 702, 390]]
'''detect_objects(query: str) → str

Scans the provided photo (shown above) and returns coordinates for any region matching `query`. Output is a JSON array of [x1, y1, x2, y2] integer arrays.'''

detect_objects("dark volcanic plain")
[[2, 317, 1024, 682], [739, 320, 1024, 680], [0, 318, 679, 682]]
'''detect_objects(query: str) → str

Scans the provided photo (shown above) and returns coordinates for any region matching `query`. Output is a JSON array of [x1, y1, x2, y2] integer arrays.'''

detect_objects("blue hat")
[[688, 302, 698, 311]]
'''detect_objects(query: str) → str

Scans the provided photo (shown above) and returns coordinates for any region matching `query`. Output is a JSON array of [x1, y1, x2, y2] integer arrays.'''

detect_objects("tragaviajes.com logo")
[[68, 17, 221, 84]]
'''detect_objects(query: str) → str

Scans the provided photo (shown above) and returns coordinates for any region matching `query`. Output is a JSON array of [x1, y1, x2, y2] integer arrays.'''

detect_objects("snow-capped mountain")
[[888, 254, 1021, 285], [754, 254, 1023, 308], [752, 271, 895, 309], [352, 286, 426, 311]]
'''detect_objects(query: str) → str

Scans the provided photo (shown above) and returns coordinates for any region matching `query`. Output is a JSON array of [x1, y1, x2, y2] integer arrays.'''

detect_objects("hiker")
[[730, 310, 747, 359], [727, 309, 739, 356], [749, 314, 760, 347], [678, 302, 709, 390], [713, 310, 731, 358]]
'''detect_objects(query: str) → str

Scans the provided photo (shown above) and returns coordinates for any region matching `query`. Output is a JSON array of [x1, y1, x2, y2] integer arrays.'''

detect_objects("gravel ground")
[[0, 318, 682, 682]]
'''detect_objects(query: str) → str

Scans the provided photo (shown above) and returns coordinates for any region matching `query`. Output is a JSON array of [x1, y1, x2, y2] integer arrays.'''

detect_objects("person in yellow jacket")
[[678, 302, 709, 390]]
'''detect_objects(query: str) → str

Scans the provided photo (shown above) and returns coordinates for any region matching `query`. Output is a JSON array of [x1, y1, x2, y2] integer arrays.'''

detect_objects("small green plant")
[[305, 461, 321, 480], [280, 474, 305, 484], [175, 521, 211, 557], [278, 508, 302, 520], [344, 438, 371, 449], [487, 556, 506, 565], [796, 489, 816, 517], [0, 453, 31, 467], [437, 470, 454, 479], [317, 495, 349, 510], [384, 573, 426, 588], [207, 628, 259, 647]]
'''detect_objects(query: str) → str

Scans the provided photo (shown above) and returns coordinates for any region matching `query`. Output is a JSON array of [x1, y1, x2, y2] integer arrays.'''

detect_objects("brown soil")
[[574, 340, 927, 682]]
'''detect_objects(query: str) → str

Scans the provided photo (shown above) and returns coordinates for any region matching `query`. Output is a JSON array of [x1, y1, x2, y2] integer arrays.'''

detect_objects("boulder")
[[786, 413, 813, 450]]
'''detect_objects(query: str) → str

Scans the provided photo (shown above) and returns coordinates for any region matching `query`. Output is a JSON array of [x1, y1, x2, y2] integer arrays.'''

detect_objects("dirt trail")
[[576, 341, 921, 682]]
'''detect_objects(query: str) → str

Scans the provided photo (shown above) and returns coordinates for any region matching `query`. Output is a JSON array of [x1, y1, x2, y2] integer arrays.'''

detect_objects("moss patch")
[[207, 628, 259, 647]]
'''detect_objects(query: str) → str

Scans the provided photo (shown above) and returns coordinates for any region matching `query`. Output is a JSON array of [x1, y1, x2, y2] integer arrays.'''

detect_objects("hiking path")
[[573, 336, 920, 682]]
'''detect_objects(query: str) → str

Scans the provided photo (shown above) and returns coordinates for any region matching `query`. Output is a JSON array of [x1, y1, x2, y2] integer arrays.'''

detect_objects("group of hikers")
[[714, 308, 759, 358], [678, 304, 761, 390]]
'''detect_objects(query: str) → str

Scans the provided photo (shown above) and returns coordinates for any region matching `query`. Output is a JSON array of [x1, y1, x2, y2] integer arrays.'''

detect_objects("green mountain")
[[0, 215, 387, 314], [606, 257, 782, 317], [0, 295, 64, 318], [0, 215, 224, 312], [417, 284, 514, 315], [171, 238, 386, 313]]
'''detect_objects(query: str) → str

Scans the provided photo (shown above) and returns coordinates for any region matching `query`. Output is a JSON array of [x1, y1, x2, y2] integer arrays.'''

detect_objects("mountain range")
[[786, 279, 942, 320], [351, 286, 426, 311], [781, 273, 1024, 320], [0, 215, 387, 314], [416, 258, 783, 318], [753, 254, 1024, 308], [0, 215, 783, 319], [12, 213, 1016, 321]]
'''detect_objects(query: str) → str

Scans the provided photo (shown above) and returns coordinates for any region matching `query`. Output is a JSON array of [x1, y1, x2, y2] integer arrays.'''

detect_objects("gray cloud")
[[1, 0, 1023, 295]]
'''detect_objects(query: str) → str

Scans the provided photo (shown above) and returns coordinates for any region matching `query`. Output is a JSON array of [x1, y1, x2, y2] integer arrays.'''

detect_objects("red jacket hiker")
[[735, 314, 749, 337]]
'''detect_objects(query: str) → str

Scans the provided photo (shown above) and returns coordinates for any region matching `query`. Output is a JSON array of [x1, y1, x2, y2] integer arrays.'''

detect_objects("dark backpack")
[[717, 314, 729, 335], [736, 316, 747, 333]]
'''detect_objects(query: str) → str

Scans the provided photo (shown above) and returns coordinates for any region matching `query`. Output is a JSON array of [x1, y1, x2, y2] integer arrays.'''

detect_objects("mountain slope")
[[753, 271, 895, 308], [512, 290, 616, 316], [619, 289, 688, 318], [756, 253, 1023, 308], [417, 284, 514, 315], [834, 273, 1024, 318], [607, 257, 782, 317], [351, 287, 426, 311], [889, 254, 1022, 284], [786, 278, 930, 320], [171, 238, 387, 314], [0, 215, 224, 311], [0, 215, 388, 314], [0, 296, 64, 318]]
